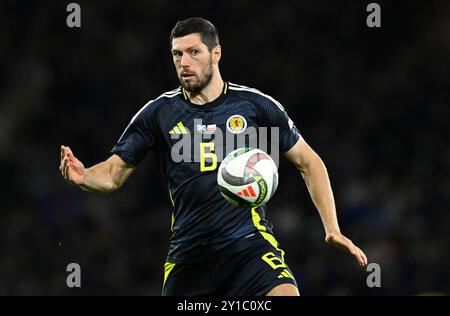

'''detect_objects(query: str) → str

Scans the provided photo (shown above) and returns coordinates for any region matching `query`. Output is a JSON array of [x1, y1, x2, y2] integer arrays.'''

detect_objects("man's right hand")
[[60, 145, 85, 186]]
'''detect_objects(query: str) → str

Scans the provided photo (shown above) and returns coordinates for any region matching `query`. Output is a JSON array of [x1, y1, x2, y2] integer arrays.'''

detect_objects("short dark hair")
[[170, 17, 219, 51]]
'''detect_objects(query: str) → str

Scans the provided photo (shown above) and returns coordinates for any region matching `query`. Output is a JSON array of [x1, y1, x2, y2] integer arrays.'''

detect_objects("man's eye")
[[191, 50, 199, 56]]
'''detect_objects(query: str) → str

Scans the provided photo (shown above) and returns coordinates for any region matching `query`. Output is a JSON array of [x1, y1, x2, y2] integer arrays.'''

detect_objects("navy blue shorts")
[[162, 234, 298, 296]]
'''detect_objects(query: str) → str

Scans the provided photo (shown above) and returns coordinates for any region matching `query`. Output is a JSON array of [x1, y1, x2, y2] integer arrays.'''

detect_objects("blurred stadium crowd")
[[0, 1, 449, 295]]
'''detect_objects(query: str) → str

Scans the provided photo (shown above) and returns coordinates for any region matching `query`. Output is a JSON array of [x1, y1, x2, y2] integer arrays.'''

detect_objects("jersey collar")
[[180, 81, 228, 110]]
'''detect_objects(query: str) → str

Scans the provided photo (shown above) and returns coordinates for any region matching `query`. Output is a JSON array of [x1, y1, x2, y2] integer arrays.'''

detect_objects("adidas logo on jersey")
[[169, 122, 188, 135]]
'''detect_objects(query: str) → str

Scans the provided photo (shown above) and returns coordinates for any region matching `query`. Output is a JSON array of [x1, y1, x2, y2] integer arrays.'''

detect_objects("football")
[[217, 148, 278, 207]]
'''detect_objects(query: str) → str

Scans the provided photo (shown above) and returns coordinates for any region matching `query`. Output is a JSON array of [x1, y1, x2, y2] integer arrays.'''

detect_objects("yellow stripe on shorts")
[[162, 262, 176, 292]]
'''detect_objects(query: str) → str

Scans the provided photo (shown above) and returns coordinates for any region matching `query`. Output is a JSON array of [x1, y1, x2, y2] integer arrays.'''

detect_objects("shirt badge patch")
[[196, 124, 217, 134], [226, 115, 247, 134]]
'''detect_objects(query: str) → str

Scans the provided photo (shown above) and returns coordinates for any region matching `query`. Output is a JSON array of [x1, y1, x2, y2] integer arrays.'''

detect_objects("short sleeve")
[[111, 101, 158, 166], [256, 95, 301, 153]]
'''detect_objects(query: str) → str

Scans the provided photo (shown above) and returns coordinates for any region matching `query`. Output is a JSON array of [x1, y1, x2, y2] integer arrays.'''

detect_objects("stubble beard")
[[180, 59, 214, 94]]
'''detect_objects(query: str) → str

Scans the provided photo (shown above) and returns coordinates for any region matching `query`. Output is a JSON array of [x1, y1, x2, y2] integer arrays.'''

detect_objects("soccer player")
[[59, 17, 367, 296]]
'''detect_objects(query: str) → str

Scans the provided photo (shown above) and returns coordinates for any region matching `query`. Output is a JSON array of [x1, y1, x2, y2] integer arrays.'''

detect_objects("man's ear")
[[212, 45, 221, 64]]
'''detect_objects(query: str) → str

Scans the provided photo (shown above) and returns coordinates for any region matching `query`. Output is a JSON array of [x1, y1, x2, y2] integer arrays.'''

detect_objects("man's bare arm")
[[284, 138, 368, 267], [59, 145, 135, 193]]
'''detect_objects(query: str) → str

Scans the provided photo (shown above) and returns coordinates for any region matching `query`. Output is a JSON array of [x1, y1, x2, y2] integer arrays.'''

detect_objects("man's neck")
[[187, 73, 224, 105]]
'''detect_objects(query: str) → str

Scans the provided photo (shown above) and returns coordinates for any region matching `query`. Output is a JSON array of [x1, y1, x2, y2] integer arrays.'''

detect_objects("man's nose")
[[180, 54, 191, 68]]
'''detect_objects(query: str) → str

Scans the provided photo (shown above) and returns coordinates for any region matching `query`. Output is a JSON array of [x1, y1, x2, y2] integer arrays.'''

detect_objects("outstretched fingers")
[[60, 145, 75, 180], [64, 146, 73, 157], [63, 157, 70, 180], [60, 156, 68, 176], [355, 246, 368, 268], [60, 155, 73, 182], [349, 242, 368, 268], [326, 232, 368, 268]]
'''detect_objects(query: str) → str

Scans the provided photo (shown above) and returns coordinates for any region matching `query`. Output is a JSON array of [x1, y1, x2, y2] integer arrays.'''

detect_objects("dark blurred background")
[[1, 0, 449, 295]]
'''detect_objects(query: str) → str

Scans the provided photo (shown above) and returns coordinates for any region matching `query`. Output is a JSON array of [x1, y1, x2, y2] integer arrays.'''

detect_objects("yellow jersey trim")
[[251, 207, 286, 261]]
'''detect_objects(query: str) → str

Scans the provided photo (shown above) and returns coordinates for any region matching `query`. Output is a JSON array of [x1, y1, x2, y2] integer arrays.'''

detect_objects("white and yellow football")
[[217, 148, 278, 207]]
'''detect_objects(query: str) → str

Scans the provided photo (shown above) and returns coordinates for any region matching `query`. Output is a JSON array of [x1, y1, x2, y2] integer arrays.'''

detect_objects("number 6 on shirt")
[[200, 142, 217, 172]]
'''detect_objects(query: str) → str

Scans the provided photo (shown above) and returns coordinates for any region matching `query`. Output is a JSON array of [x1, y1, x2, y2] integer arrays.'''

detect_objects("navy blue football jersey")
[[111, 82, 301, 263]]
